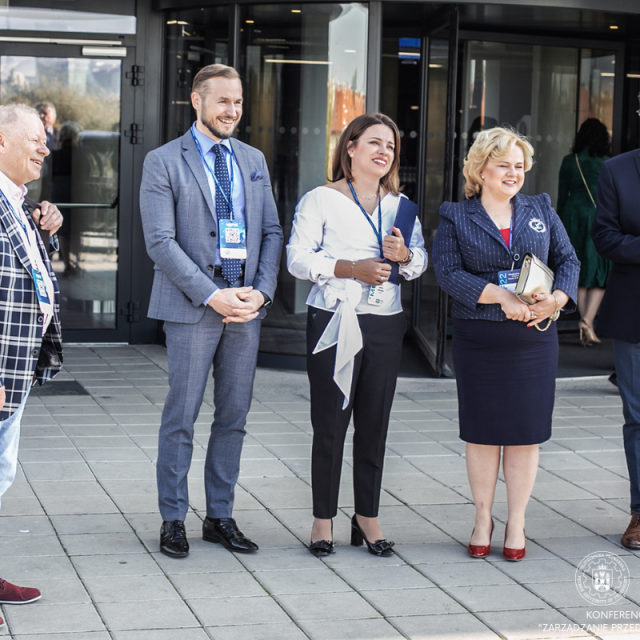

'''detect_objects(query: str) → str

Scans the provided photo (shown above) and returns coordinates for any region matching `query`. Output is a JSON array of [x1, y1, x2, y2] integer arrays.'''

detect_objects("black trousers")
[[307, 307, 405, 519]]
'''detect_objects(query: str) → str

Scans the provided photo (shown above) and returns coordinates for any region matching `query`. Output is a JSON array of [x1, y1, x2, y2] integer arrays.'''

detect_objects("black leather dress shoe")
[[202, 517, 259, 553], [160, 520, 189, 558]]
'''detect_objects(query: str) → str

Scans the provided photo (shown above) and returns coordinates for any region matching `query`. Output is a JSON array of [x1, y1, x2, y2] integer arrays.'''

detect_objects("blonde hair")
[[463, 126, 534, 199]]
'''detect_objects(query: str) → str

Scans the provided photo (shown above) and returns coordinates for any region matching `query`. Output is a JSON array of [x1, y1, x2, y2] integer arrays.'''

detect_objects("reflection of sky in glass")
[[326, 4, 367, 177], [328, 4, 367, 92]]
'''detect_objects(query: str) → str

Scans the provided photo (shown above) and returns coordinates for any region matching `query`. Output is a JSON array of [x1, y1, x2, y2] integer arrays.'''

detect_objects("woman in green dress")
[[557, 118, 611, 346]]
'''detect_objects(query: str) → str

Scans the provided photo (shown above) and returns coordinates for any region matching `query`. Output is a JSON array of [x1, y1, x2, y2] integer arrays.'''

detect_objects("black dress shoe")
[[350, 514, 394, 557], [203, 517, 259, 553], [160, 520, 189, 558]]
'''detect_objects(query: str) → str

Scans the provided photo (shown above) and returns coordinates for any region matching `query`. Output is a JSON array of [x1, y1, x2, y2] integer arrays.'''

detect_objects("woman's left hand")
[[526, 292, 558, 327], [383, 227, 410, 262]]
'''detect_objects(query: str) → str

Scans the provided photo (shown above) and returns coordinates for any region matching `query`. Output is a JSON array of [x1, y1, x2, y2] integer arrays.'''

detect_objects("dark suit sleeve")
[[593, 161, 640, 265], [543, 194, 579, 312], [432, 202, 491, 310], [140, 150, 217, 307], [252, 153, 284, 299]]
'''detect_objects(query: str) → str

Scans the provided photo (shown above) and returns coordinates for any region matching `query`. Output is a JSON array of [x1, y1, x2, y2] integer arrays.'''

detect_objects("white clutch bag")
[[515, 253, 555, 305]]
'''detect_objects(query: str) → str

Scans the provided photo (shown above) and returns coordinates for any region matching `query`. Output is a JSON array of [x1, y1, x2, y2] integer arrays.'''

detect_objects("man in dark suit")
[[140, 64, 283, 558], [34, 102, 59, 202], [0, 104, 63, 626], [593, 99, 640, 549]]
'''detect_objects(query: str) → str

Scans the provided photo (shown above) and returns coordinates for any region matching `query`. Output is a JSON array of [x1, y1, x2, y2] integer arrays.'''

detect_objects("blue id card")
[[32, 268, 50, 304], [498, 269, 521, 293], [219, 219, 247, 259]]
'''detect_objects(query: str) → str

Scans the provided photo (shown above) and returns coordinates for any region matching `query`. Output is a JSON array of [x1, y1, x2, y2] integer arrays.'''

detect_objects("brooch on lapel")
[[529, 218, 546, 233], [251, 171, 264, 182]]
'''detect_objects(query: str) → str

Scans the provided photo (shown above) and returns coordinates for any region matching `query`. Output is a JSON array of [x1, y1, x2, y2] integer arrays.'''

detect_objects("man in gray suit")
[[140, 64, 283, 558]]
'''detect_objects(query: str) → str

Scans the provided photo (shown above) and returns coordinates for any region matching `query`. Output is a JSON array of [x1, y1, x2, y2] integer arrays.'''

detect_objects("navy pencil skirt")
[[452, 318, 559, 446]]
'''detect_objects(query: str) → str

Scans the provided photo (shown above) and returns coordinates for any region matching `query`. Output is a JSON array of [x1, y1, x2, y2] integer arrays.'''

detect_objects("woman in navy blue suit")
[[432, 127, 579, 561]]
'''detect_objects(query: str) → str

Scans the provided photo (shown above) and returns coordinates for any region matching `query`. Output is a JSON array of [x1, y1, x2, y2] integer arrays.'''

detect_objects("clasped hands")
[[208, 287, 263, 324], [351, 227, 409, 286], [500, 291, 559, 328], [30, 201, 63, 235]]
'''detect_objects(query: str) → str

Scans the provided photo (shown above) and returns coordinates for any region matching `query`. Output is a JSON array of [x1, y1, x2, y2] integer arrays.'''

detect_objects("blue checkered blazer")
[[0, 193, 63, 419], [432, 193, 579, 321]]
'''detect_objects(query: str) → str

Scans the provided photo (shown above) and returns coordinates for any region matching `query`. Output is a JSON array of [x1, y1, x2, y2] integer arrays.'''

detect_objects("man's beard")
[[202, 117, 237, 140]]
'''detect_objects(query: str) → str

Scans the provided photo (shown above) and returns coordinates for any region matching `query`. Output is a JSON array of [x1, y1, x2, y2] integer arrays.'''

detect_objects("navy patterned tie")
[[213, 144, 243, 284]]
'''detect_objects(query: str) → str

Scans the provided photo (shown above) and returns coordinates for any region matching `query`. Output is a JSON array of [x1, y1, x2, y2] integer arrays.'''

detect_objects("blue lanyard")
[[348, 182, 383, 258], [190, 124, 235, 217]]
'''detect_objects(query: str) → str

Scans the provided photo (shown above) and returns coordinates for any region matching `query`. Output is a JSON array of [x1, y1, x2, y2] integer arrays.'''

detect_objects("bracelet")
[[550, 294, 561, 322], [351, 261, 356, 280], [398, 249, 413, 266]]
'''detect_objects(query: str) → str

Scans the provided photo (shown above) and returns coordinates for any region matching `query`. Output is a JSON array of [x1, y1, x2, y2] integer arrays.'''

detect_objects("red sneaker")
[[0, 578, 41, 604]]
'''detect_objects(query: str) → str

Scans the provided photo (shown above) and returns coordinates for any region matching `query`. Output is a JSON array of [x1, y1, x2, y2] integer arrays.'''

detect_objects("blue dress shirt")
[[192, 123, 246, 305], [432, 193, 580, 321]]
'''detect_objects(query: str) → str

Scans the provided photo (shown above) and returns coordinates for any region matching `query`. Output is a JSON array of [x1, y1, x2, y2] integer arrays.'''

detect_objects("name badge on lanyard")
[[32, 268, 53, 316], [497, 211, 520, 293], [348, 182, 392, 305], [190, 124, 247, 259], [219, 219, 247, 259]]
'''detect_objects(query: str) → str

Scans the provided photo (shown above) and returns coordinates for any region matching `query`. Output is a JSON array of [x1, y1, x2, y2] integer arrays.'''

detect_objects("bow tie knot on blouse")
[[312, 279, 363, 409]]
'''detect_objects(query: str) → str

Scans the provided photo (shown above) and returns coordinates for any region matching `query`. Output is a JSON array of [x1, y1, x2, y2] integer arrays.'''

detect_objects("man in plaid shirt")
[[0, 104, 63, 627]]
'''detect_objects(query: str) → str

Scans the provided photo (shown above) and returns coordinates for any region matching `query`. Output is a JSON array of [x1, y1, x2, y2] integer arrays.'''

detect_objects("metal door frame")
[[410, 5, 458, 377], [0, 40, 136, 343]]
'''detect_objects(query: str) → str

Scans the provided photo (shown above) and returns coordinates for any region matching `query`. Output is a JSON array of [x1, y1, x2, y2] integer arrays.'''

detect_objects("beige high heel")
[[579, 320, 601, 346]]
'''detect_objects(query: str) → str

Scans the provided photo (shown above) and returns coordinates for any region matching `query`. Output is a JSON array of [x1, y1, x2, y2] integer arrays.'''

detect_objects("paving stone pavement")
[[1, 344, 638, 640]]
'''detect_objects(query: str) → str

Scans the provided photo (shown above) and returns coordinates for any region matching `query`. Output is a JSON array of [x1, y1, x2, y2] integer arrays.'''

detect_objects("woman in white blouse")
[[286, 113, 427, 557]]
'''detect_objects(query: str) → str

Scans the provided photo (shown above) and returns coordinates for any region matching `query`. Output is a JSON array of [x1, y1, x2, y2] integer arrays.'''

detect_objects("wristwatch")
[[398, 249, 414, 266], [258, 291, 272, 308]]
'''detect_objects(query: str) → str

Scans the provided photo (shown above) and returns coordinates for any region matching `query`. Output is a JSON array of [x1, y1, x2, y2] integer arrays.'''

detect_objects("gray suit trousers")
[[157, 296, 261, 521]]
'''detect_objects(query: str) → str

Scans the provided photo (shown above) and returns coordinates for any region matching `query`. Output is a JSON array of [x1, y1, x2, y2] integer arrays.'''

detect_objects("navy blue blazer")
[[592, 150, 640, 344], [432, 193, 579, 321]]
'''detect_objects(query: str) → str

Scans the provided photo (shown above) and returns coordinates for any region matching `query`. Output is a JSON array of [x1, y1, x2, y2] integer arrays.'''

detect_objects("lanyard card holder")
[[219, 219, 247, 259]]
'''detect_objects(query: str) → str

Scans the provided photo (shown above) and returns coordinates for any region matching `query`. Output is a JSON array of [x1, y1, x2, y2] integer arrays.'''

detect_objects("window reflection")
[[163, 7, 229, 142], [458, 41, 583, 206], [579, 50, 615, 133], [239, 3, 368, 356], [1, 56, 121, 329]]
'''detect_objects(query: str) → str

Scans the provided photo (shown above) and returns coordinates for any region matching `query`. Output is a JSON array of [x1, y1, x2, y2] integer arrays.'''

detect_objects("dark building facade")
[[1, 0, 639, 374]]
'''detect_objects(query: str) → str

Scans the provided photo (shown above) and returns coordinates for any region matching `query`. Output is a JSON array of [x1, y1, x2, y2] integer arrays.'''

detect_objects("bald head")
[[0, 104, 49, 187]]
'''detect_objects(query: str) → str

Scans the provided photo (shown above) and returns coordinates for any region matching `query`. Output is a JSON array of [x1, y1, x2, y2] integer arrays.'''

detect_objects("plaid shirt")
[[0, 192, 63, 419]]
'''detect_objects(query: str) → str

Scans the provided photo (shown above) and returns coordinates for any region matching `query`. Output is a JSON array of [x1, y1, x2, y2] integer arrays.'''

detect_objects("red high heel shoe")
[[467, 519, 494, 558], [503, 524, 526, 561]]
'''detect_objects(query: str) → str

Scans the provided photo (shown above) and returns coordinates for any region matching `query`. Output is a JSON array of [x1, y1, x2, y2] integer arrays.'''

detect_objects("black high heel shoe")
[[309, 521, 334, 557], [350, 515, 394, 557]]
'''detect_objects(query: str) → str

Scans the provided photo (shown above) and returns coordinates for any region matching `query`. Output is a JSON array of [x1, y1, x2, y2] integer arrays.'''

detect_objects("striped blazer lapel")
[[466, 196, 509, 251], [511, 194, 534, 246], [0, 191, 35, 276]]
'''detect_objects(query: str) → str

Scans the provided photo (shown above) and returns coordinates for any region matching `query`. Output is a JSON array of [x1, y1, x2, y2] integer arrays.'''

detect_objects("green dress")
[[557, 150, 611, 289]]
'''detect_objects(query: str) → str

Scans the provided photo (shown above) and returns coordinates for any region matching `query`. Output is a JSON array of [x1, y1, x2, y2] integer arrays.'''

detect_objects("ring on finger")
[[530, 312, 537, 319]]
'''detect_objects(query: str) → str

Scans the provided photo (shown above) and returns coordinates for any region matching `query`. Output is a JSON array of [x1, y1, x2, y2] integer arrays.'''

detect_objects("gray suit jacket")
[[140, 131, 283, 323]]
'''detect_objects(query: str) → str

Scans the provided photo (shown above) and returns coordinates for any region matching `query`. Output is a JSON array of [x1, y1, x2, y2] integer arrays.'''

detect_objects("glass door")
[[412, 8, 458, 376], [0, 43, 135, 341]]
